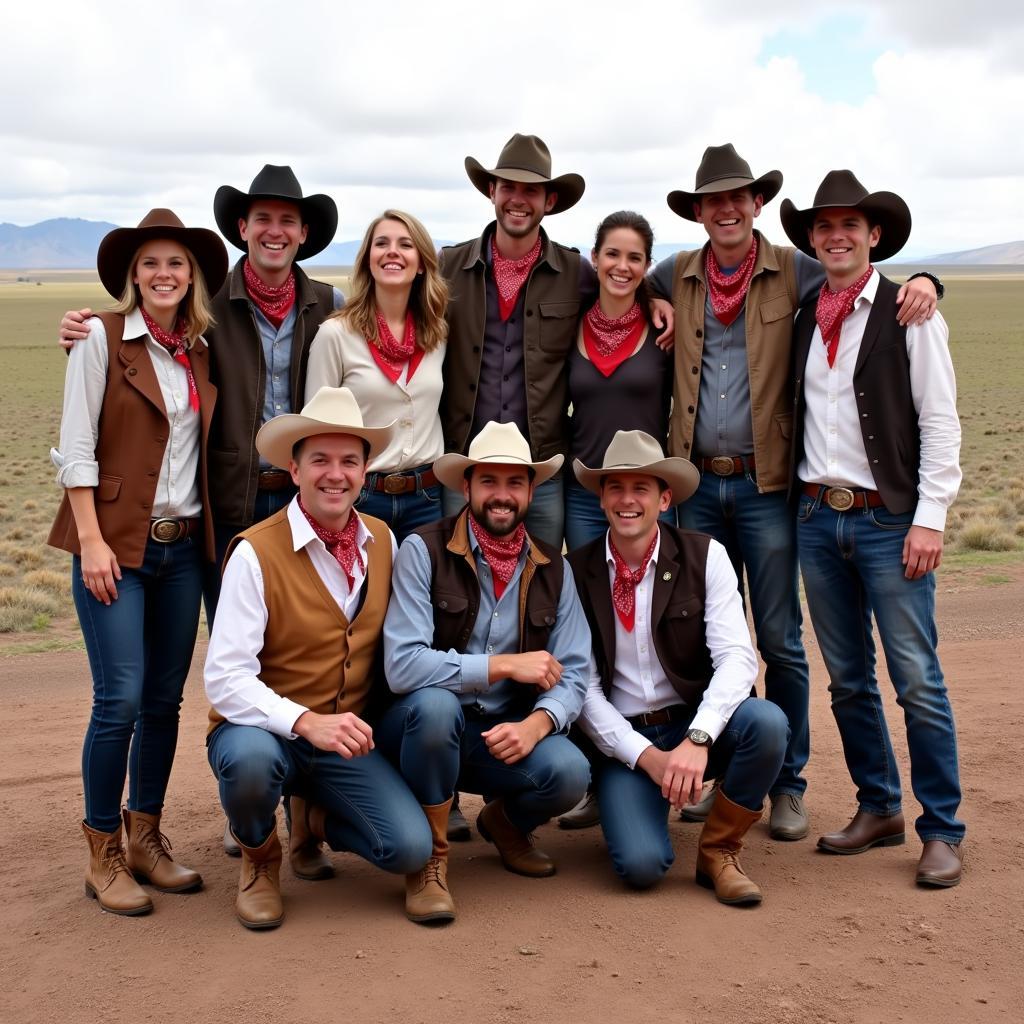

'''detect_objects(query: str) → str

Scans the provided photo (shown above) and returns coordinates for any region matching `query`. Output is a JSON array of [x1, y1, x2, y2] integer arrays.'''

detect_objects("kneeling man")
[[570, 431, 788, 904], [380, 422, 591, 923], [205, 387, 431, 929]]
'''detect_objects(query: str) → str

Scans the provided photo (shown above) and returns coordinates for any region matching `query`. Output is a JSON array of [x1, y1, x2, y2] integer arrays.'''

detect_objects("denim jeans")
[[679, 469, 809, 797], [595, 697, 788, 889], [797, 493, 964, 843], [73, 535, 204, 833], [355, 470, 443, 544], [206, 723, 432, 873], [376, 688, 590, 833], [563, 475, 676, 553], [443, 472, 566, 551]]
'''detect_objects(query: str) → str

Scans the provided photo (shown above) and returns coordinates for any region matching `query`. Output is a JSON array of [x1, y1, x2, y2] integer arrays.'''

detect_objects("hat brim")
[[464, 156, 585, 215], [256, 413, 395, 472], [213, 185, 339, 260], [96, 225, 228, 301], [779, 191, 912, 263], [433, 450, 564, 492], [667, 169, 784, 221], [572, 456, 699, 504]]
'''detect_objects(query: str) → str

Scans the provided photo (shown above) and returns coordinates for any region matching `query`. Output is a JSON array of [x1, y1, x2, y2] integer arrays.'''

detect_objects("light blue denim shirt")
[[383, 529, 591, 732]]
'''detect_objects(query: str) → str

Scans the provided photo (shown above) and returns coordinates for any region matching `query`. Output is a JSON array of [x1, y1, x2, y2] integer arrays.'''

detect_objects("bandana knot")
[[815, 267, 874, 367], [140, 309, 199, 412], [243, 258, 296, 328], [705, 236, 758, 326], [610, 532, 659, 632], [367, 310, 424, 384], [298, 497, 364, 590], [469, 512, 526, 599], [582, 301, 646, 377], [491, 236, 542, 321]]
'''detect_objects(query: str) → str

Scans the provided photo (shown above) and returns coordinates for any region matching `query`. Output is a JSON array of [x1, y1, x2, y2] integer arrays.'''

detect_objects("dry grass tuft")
[[956, 518, 1019, 552], [0, 585, 61, 632]]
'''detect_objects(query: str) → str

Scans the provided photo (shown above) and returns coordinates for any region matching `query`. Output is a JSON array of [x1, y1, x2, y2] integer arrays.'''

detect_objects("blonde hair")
[[111, 243, 215, 346], [334, 209, 448, 353]]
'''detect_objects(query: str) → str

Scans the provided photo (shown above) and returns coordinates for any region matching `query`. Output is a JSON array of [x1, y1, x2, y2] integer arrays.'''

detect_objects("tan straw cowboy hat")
[[667, 143, 783, 222], [573, 430, 699, 502], [433, 421, 563, 492]]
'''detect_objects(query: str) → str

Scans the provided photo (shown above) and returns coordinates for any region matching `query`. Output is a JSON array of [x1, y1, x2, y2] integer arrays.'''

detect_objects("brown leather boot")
[[288, 796, 335, 881], [477, 798, 555, 877], [235, 826, 284, 930], [82, 820, 153, 916], [123, 809, 202, 893], [406, 799, 456, 924], [695, 791, 764, 906]]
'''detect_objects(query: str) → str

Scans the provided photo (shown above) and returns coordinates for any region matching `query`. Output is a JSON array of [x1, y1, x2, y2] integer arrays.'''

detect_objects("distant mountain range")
[[2, 218, 1022, 269]]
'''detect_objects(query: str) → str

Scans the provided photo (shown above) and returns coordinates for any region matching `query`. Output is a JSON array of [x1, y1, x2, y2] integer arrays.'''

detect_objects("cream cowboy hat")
[[255, 386, 395, 470], [433, 421, 563, 491], [573, 430, 699, 502]]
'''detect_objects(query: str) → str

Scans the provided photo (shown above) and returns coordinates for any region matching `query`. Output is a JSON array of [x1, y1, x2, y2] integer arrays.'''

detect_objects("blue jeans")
[[73, 535, 204, 833], [595, 698, 788, 889], [563, 475, 676, 552], [206, 723, 432, 873], [797, 493, 964, 843], [355, 470, 443, 544], [376, 689, 590, 833], [442, 473, 565, 551], [679, 469, 809, 797]]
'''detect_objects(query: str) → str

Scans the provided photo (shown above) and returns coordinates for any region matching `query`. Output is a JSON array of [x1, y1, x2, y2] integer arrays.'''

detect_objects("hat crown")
[[600, 430, 669, 471], [298, 386, 368, 432], [134, 208, 188, 232], [811, 169, 871, 209], [494, 134, 553, 178], [465, 421, 534, 465], [695, 143, 754, 190], [247, 164, 304, 201]]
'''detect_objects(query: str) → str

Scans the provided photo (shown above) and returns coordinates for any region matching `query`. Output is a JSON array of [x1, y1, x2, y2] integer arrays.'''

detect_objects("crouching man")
[[569, 431, 788, 904], [204, 387, 431, 929]]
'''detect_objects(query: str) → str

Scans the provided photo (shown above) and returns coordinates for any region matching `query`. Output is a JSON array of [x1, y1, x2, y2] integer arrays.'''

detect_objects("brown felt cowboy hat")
[[465, 134, 585, 215], [780, 169, 912, 263], [213, 164, 339, 260], [96, 208, 229, 300], [573, 430, 699, 503], [667, 143, 783, 221]]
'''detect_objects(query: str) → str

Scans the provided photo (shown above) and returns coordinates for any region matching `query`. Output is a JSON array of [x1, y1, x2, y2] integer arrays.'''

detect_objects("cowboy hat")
[[96, 209, 228, 300], [256, 386, 395, 470], [213, 164, 339, 260], [667, 143, 783, 221], [433, 421, 563, 491], [779, 169, 912, 263], [465, 134, 585, 215], [573, 430, 699, 502]]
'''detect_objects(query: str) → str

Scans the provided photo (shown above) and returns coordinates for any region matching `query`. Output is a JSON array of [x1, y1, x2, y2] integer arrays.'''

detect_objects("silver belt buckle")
[[825, 487, 855, 512], [710, 456, 735, 477], [150, 518, 183, 543]]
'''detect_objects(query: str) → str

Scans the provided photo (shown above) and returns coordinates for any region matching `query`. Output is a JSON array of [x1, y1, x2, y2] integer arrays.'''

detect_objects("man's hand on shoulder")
[[482, 711, 553, 765], [488, 650, 562, 691], [903, 525, 944, 579], [59, 308, 93, 350], [895, 277, 937, 327], [661, 739, 709, 810], [650, 297, 675, 349], [293, 711, 374, 758]]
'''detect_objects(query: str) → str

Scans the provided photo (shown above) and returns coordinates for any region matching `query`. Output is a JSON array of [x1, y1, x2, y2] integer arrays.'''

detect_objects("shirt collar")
[[286, 497, 373, 554], [852, 266, 879, 310], [123, 307, 149, 341], [604, 527, 662, 575]]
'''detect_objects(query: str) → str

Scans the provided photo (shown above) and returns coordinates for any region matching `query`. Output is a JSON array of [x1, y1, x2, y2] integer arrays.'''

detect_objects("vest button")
[[545, 616, 554, 626], [683, 441, 690, 450], [868, 435, 875, 441], [345, 661, 351, 669], [695, 329, 703, 339], [691, 366, 698, 375], [469, 383, 476, 391], [127, 368, 137, 376], [438, 600, 448, 609], [526, 309, 533, 317], [687, 405, 694, 414]]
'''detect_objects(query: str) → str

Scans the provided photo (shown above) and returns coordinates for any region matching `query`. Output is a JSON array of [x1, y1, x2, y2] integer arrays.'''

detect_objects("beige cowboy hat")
[[573, 430, 699, 502], [255, 386, 395, 470], [465, 133, 585, 215], [780, 169, 912, 263], [667, 143, 783, 222], [433, 421, 563, 491]]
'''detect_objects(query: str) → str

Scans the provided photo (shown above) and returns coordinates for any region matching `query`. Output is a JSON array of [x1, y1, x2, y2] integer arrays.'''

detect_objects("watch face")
[[687, 729, 711, 747]]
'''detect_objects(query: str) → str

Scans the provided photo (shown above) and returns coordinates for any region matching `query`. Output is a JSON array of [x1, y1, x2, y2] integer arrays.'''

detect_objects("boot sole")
[[131, 871, 203, 894], [770, 824, 810, 841], [291, 863, 336, 881], [915, 871, 962, 888], [817, 833, 905, 855], [476, 815, 556, 878], [85, 883, 153, 916], [557, 814, 601, 831], [695, 871, 762, 906], [236, 912, 284, 930], [406, 909, 456, 924]]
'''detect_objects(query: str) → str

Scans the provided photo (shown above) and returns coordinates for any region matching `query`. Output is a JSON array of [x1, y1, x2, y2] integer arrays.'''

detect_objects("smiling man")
[[568, 431, 787, 904], [204, 387, 431, 929], [782, 171, 965, 888], [379, 421, 591, 922]]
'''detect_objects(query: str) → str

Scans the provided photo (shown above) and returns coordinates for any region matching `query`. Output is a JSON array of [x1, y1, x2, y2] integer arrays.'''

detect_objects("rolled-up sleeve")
[[53, 317, 109, 489]]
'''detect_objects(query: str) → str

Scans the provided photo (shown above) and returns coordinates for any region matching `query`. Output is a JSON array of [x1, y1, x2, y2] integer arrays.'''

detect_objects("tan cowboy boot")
[[235, 825, 284, 930], [477, 798, 556, 877], [123, 809, 202, 893], [406, 799, 456, 924], [288, 796, 335, 881], [82, 820, 153, 916], [695, 791, 764, 906]]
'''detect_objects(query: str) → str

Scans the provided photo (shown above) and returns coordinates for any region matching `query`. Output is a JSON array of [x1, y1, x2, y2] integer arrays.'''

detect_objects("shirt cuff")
[[267, 697, 311, 739], [56, 459, 99, 489], [460, 654, 491, 693], [534, 695, 568, 734], [614, 730, 653, 769], [912, 500, 947, 532], [689, 707, 729, 743]]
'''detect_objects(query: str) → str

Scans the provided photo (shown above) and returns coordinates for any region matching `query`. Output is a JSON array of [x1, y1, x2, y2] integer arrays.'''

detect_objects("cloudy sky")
[[6, 0, 1023, 257]]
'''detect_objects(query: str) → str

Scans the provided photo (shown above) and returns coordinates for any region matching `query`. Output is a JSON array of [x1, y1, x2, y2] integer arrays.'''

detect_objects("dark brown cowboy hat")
[[780, 169, 912, 262], [213, 164, 338, 260], [96, 208, 228, 300], [667, 143, 783, 221], [465, 134, 585, 215]]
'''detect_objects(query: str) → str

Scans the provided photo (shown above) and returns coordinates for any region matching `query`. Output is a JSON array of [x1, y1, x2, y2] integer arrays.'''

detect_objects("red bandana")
[[243, 258, 296, 328], [298, 497, 364, 590], [815, 267, 874, 367], [367, 310, 425, 384], [469, 512, 526, 599], [705, 236, 758, 326], [140, 309, 199, 412], [582, 301, 646, 377], [610, 532, 658, 632], [491, 236, 542, 321]]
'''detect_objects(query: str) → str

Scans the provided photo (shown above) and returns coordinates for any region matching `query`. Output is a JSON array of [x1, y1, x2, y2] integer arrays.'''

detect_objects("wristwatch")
[[685, 728, 712, 748]]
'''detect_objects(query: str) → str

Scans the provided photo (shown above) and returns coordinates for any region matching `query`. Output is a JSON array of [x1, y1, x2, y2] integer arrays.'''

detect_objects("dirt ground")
[[1, 570, 1021, 1024]]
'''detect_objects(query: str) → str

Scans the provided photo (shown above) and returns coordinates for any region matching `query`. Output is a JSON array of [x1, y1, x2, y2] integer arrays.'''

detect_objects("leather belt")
[[802, 482, 885, 511], [371, 468, 438, 495], [699, 455, 755, 477], [149, 518, 201, 543], [626, 705, 689, 728], [257, 469, 294, 493]]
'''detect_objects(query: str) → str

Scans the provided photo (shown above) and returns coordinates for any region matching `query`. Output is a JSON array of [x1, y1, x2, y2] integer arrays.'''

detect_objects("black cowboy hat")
[[213, 164, 338, 260], [667, 143, 783, 221], [96, 208, 228, 300], [780, 169, 912, 262]]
